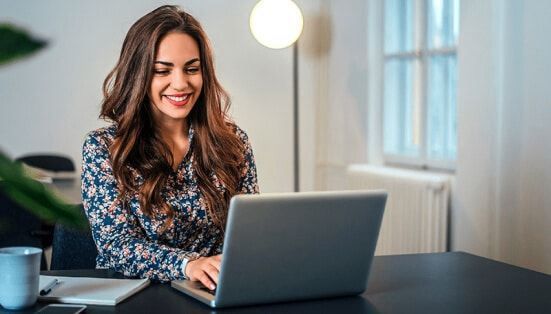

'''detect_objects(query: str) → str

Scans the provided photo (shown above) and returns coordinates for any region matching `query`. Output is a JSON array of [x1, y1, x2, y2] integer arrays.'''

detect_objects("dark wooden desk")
[[3, 252, 550, 313]]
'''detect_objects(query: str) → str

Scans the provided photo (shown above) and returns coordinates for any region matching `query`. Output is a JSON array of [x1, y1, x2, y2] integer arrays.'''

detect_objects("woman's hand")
[[185, 255, 222, 290]]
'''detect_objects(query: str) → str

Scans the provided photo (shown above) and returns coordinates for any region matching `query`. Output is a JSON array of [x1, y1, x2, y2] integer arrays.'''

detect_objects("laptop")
[[171, 190, 387, 308]]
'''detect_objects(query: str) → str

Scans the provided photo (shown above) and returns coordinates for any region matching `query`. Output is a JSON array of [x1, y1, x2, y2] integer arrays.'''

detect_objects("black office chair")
[[0, 187, 48, 270], [50, 205, 98, 270], [15, 154, 77, 250], [16, 154, 75, 172]]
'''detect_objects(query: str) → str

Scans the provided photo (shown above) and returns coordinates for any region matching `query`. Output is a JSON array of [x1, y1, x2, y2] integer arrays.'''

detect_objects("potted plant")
[[0, 23, 87, 228], [0, 153, 87, 229]]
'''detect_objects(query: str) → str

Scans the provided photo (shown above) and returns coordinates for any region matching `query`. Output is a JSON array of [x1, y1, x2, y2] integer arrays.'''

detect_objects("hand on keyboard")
[[184, 255, 222, 291]]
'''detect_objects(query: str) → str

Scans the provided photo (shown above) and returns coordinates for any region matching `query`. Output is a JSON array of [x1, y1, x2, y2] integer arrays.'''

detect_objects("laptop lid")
[[172, 190, 386, 308]]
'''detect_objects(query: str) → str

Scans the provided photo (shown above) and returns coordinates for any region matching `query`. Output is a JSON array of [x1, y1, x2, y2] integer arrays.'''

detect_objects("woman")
[[81, 5, 259, 289]]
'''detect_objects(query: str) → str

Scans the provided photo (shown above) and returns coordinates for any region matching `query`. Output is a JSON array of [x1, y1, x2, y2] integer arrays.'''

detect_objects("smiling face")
[[149, 32, 203, 126]]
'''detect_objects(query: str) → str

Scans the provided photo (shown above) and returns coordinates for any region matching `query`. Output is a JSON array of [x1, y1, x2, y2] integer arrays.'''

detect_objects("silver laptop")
[[171, 190, 387, 308]]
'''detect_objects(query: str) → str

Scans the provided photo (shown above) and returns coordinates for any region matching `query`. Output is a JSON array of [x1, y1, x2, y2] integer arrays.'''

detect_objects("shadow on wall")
[[301, 10, 332, 59]]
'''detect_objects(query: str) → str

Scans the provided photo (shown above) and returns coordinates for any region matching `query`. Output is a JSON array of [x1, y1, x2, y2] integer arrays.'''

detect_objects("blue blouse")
[[81, 124, 259, 282]]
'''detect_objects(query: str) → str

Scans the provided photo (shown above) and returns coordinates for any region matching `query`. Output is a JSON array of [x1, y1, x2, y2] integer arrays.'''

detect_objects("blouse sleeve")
[[81, 132, 200, 282], [236, 127, 259, 194]]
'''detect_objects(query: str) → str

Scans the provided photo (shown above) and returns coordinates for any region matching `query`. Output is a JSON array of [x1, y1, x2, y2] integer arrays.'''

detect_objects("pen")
[[39, 279, 59, 296]]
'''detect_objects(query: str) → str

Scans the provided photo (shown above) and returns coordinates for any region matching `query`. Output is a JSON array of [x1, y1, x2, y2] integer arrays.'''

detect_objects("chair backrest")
[[0, 187, 48, 270], [50, 205, 97, 270], [16, 154, 75, 172]]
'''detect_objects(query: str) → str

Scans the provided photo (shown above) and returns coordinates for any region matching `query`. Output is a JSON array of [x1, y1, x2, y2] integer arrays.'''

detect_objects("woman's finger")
[[198, 272, 216, 290], [203, 264, 219, 284]]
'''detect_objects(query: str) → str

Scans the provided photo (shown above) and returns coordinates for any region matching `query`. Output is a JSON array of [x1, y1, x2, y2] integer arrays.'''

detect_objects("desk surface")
[[48, 179, 82, 204], [3, 252, 550, 314]]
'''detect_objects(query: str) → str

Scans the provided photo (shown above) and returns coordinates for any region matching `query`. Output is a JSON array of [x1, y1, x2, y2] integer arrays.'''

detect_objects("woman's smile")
[[164, 93, 192, 107]]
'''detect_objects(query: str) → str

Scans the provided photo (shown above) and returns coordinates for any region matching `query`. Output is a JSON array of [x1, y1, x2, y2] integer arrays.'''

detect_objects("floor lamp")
[[250, 0, 304, 192]]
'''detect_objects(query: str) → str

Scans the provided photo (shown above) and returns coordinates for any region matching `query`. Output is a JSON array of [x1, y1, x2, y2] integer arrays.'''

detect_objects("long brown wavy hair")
[[100, 5, 245, 230]]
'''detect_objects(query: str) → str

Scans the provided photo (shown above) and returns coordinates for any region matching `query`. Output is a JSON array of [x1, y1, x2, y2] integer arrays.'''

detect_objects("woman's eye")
[[154, 69, 169, 75], [186, 67, 200, 74]]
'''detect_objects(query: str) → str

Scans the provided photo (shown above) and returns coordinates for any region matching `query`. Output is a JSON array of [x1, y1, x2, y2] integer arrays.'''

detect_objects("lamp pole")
[[293, 43, 299, 192], [250, 0, 303, 192]]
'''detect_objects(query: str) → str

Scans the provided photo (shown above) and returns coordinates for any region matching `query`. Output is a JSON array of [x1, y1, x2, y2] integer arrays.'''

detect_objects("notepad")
[[22, 164, 77, 182], [38, 275, 149, 306]]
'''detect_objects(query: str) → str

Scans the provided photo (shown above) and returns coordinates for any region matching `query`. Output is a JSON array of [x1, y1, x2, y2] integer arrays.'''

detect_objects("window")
[[383, 0, 460, 170]]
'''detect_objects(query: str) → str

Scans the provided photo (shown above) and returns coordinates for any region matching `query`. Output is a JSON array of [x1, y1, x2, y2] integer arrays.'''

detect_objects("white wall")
[[0, 0, 299, 193], [303, 0, 369, 191], [511, 1, 551, 272], [453, 0, 502, 260], [454, 0, 551, 273]]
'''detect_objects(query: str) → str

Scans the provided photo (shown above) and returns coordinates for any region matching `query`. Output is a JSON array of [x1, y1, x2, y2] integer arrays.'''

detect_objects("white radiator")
[[347, 165, 451, 255]]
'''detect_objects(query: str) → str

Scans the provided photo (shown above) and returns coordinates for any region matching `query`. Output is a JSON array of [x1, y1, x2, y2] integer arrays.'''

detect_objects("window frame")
[[381, 0, 458, 171]]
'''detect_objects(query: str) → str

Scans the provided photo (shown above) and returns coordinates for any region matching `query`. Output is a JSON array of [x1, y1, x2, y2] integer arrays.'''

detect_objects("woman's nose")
[[171, 71, 189, 90]]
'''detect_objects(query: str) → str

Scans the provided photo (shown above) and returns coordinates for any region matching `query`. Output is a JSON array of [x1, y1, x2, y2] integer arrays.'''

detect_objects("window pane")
[[384, 0, 414, 53], [384, 58, 420, 157], [427, 0, 460, 49], [427, 55, 457, 160]]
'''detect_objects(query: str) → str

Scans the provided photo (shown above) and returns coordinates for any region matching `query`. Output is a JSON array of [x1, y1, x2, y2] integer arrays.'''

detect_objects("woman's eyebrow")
[[185, 58, 200, 66], [154, 61, 173, 66], [154, 58, 200, 67]]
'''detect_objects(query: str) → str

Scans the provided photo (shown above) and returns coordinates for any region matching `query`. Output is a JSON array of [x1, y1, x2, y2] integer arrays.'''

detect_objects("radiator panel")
[[347, 165, 451, 255]]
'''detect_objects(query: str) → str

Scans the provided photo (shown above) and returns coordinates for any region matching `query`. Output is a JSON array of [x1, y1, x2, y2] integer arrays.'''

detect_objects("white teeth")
[[166, 94, 189, 102]]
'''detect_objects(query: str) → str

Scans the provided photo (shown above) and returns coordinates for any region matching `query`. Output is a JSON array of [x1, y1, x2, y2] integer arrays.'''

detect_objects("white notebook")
[[38, 275, 150, 306], [22, 164, 77, 182]]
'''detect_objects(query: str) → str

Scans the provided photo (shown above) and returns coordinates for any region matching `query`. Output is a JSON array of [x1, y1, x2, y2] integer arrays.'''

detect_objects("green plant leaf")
[[0, 23, 47, 66], [0, 153, 87, 229]]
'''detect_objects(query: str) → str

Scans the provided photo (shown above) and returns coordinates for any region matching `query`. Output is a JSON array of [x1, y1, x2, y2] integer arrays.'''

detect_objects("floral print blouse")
[[81, 123, 258, 282]]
